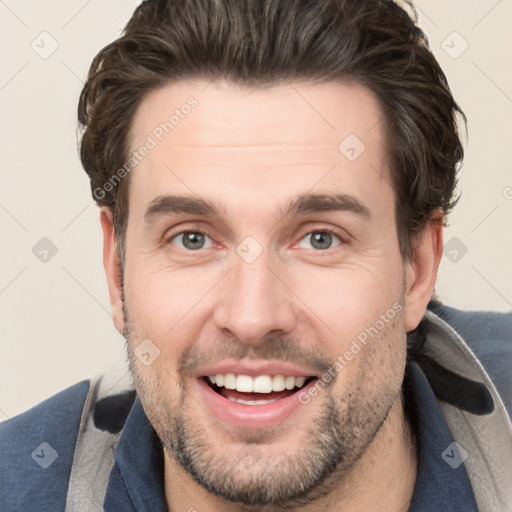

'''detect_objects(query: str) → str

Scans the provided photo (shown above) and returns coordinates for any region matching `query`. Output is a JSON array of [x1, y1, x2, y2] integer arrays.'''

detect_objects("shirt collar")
[[104, 362, 477, 511], [103, 397, 167, 512], [405, 360, 478, 511]]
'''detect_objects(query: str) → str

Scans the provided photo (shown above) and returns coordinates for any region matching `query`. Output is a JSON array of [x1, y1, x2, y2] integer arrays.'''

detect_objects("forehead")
[[127, 79, 391, 218]]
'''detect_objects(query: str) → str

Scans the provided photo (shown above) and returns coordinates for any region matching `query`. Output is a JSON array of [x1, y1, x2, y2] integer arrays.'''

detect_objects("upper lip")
[[193, 360, 320, 379]]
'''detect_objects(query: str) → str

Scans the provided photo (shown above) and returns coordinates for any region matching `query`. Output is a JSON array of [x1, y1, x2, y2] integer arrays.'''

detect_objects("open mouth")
[[202, 374, 317, 406]]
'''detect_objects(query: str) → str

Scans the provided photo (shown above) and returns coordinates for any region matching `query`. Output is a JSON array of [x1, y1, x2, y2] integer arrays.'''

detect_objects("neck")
[[163, 391, 417, 512]]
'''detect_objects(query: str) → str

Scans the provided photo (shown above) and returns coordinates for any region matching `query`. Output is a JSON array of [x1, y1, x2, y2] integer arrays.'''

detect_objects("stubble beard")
[[123, 299, 407, 509]]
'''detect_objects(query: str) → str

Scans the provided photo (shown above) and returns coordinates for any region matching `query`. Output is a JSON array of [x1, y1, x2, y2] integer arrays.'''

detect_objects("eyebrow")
[[144, 192, 370, 224], [284, 192, 370, 219], [144, 195, 219, 223]]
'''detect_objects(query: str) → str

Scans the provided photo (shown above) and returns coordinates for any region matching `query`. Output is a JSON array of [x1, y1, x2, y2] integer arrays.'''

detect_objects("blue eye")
[[170, 231, 214, 251], [298, 231, 341, 250]]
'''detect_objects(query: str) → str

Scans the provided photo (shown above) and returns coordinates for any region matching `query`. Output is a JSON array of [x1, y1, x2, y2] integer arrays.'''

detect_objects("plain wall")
[[1, 0, 511, 420]]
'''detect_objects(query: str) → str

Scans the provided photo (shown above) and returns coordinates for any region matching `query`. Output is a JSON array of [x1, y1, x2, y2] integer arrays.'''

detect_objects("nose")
[[212, 250, 297, 345]]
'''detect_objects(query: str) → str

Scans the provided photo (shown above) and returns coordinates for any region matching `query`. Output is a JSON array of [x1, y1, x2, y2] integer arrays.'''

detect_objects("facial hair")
[[123, 298, 407, 509]]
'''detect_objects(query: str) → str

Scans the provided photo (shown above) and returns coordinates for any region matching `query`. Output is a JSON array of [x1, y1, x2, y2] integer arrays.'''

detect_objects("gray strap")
[[425, 311, 512, 512], [65, 366, 134, 512]]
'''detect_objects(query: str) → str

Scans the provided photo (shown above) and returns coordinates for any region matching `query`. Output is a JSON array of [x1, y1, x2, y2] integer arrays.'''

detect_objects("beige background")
[[1, 0, 511, 419]]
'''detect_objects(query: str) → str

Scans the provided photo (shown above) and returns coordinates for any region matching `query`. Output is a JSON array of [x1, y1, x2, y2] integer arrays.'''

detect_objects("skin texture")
[[100, 80, 443, 511]]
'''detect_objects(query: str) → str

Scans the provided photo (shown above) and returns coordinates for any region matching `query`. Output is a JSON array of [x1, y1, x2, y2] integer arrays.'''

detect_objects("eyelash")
[[164, 226, 345, 252]]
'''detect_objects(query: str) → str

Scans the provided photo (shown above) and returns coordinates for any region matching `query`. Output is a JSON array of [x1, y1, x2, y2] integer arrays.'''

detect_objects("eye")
[[297, 231, 342, 251], [169, 231, 214, 251]]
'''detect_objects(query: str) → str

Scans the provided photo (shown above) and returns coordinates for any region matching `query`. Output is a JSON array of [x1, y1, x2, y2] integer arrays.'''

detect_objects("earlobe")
[[404, 216, 443, 332], [100, 207, 125, 335]]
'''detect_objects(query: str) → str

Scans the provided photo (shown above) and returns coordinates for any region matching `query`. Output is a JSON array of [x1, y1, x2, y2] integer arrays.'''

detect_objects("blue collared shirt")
[[103, 361, 478, 511]]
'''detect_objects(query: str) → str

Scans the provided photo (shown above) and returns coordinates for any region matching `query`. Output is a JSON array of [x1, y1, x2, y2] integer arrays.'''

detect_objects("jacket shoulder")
[[429, 302, 512, 416], [0, 380, 90, 512]]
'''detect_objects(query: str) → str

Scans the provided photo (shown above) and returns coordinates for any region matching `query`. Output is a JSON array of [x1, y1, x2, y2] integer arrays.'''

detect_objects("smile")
[[205, 374, 313, 405], [196, 368, 319, 428]]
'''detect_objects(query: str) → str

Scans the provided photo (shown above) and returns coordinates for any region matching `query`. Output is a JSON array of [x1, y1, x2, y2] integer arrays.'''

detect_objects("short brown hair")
[[78, 0, 466, 263]]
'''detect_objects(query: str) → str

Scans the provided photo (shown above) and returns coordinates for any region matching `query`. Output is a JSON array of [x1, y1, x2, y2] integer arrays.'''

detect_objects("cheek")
[[124, 262, 222, 375], [291, 262, 404, 348], [329, 305, 407, 409], [126, 261, 206, 333]]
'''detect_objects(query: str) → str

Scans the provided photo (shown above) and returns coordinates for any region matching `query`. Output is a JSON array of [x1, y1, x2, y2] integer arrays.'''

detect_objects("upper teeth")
[[208, 374, 307, 393]]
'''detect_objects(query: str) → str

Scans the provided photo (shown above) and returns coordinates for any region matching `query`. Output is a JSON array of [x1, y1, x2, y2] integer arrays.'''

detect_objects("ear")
[[100, 207, 125, 335], [404, 215, 443, 332]]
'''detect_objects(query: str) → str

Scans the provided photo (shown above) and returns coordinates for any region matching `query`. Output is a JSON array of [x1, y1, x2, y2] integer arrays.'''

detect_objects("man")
[[1, 0, 511, 511]]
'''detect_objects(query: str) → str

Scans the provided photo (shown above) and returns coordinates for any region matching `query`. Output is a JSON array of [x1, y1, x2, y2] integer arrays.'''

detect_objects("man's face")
[[115, 80, 418, 506]]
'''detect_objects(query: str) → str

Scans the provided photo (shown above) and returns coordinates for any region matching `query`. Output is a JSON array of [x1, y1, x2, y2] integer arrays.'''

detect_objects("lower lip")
[[196, 378, 315, 429]]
